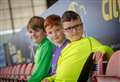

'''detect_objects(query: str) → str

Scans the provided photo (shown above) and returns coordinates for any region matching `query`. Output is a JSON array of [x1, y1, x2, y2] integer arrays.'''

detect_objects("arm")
[[89, 37, 113, 60]]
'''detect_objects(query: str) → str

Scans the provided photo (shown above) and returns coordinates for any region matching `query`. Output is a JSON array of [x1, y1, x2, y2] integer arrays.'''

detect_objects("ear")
[[82, 27, 87, 37]]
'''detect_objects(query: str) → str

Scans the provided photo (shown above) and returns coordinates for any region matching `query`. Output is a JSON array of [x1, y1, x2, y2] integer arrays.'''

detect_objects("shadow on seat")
[[77, 53, 94, 82]]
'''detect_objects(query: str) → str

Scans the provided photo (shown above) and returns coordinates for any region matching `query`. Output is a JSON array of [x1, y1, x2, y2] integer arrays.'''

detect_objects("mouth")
[[53, 37, 58, 40]]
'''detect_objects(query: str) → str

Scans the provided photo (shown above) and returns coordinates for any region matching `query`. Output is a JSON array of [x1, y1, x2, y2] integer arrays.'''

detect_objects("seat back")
[[106, 50, 120, 76], [19, 64, 27, 75], [25, 63, 34, 75], [15, 64, 22, 75], [19, 64, 27, 80]]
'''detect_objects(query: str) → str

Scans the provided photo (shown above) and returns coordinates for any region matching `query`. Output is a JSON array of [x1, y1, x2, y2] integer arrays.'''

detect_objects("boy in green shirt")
[[27, 16, 55, 82]]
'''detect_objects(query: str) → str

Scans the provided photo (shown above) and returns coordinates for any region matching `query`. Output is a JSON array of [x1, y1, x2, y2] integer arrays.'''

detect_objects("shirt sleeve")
[[89, 37, 113, 60], [28, 42, 54, 82]]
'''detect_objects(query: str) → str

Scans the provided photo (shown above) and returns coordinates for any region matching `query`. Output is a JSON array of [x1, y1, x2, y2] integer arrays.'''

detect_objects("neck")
[[56, 39, 65, 47], [70, 37, 83, 42], [37, 36, 46, 44]]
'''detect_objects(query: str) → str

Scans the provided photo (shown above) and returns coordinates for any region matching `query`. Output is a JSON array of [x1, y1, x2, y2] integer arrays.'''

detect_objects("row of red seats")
[[0, 63, 34, 82], [1, 50, 120, 82]]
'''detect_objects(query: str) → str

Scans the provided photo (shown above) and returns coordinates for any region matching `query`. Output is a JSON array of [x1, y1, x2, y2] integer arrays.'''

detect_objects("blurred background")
[[0, 0, 58, 67]]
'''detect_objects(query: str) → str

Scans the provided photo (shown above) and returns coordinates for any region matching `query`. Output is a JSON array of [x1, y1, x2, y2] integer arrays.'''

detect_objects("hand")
[[92, 51, 103, 61], [92, 51, 104, 74]]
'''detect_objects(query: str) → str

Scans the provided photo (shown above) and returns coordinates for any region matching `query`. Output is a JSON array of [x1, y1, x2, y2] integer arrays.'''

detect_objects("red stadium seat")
[[20, 63, 34, 81], [19, 63, 27, 81], [14, 64, 22, 82]]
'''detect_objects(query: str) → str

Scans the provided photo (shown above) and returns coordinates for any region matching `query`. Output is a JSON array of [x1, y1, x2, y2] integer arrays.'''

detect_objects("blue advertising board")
[[41, 0, 120, 50]]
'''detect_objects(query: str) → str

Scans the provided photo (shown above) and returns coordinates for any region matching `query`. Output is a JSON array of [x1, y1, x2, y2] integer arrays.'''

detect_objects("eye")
[[64, 27, 72, 31], [47, 31, 52, 34], [28, 30, 33, 34], [56, 28, 60, 32]]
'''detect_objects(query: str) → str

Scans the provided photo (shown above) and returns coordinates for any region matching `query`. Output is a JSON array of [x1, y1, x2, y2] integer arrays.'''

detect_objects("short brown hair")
[[27, 16, 45, 31], [61, 11, 82, 23], [44, 14, 61, 29]]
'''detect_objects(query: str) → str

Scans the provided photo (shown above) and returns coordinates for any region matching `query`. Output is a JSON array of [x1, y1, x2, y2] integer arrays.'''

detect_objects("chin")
[[32, 39, 38, 43], [33, 40, 37, 43], [55, 40, 62, 44], [69, 38, 80, 42]]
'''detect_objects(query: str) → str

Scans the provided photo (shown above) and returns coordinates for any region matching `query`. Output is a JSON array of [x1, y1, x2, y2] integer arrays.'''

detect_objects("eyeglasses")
[[64, 23, 83, 31]]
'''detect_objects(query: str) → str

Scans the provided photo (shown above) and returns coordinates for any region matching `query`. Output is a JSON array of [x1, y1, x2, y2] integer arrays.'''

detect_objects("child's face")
[[45, 25, 65, 44], [63, 19, 83, 42], [27, 28, 45, 44]]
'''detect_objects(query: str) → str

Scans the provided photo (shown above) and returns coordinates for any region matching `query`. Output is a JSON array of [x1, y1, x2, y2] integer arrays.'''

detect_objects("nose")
[[52, 32, 57, 37], [29, 31, 36, 37], [72, 28, 77, 32]]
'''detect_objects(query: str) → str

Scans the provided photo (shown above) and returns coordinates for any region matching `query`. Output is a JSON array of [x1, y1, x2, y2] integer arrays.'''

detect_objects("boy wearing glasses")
[[27, 16, 55, 82], [42, 11, 113, 82]]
